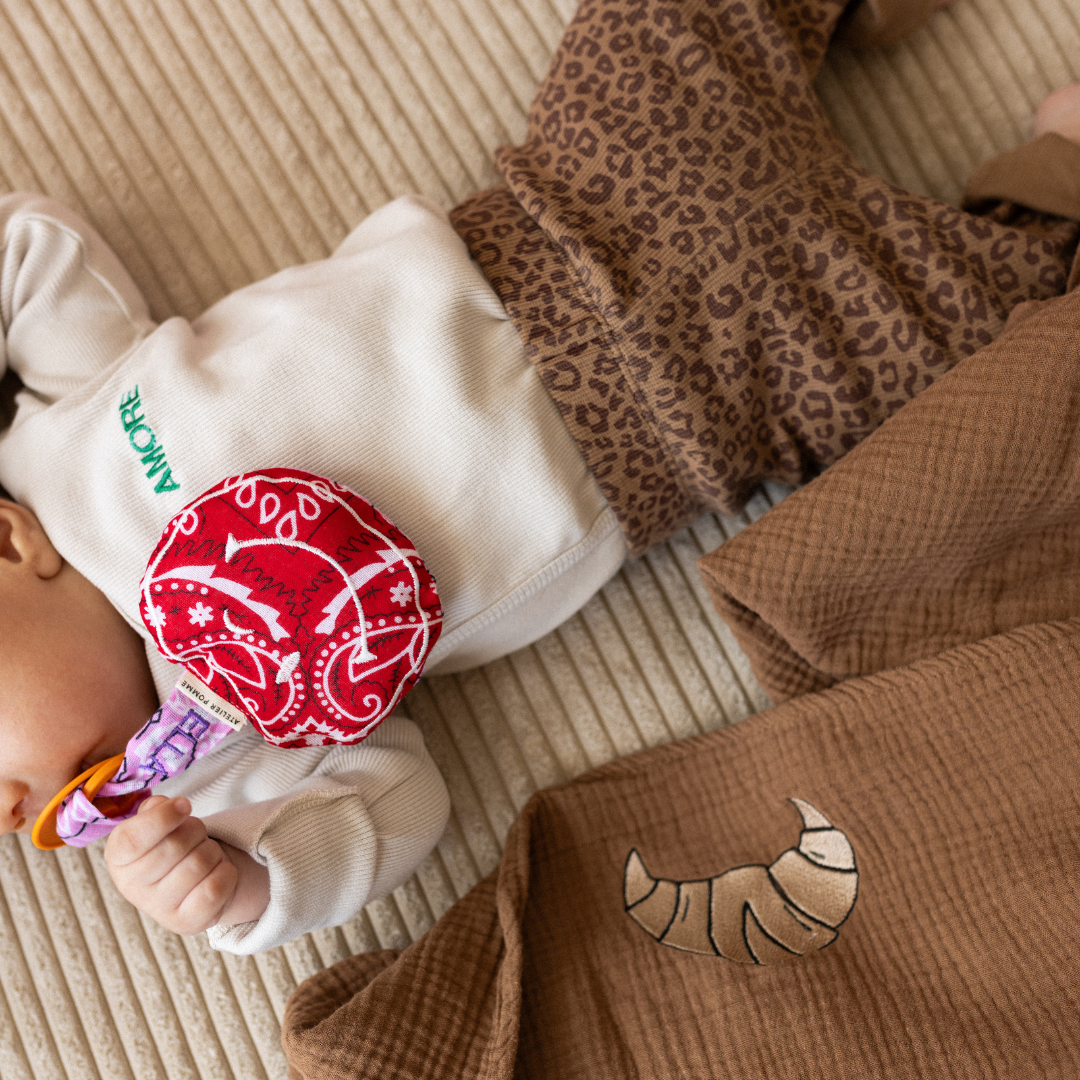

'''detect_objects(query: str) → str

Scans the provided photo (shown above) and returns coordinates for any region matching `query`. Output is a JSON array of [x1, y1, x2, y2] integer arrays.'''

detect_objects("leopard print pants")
[[450, 0, 1080, 555]]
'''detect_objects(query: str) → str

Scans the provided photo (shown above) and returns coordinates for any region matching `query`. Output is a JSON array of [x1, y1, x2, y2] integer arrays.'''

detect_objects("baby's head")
[[0, 500, 158, 835]]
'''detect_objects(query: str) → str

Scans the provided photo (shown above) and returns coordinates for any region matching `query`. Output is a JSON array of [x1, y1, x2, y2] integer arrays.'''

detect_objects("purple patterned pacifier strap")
[[56, 673, 247, 847]]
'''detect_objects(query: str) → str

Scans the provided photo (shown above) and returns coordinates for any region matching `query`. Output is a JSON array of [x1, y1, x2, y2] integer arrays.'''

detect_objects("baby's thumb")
[[137, 794, 189, 816]]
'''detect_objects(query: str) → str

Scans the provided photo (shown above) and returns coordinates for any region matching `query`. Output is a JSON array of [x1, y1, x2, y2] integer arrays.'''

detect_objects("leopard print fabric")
[[451, 0, 1080, 555]]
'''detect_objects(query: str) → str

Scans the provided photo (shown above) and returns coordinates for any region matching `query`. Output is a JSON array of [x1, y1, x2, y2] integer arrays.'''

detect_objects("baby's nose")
[[0, 783, 29, 834]]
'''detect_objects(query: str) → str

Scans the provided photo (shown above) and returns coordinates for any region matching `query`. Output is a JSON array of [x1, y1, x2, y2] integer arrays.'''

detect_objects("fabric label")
[[175, 671, 247, 731]]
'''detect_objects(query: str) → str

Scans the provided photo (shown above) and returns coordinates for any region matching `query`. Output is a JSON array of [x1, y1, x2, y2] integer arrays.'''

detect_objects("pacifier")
[[31, 671, 244, 849], [32, 754, 127, 850], [33, 468, 442, 849]]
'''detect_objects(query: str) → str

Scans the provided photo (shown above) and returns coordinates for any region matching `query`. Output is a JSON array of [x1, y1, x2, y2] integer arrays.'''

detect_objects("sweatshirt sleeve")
[[0, 193, 155, 403], [157, 715, 450, 955]]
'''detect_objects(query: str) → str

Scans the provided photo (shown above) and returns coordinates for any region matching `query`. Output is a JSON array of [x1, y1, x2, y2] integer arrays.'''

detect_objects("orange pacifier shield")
[[31, 753, 126, 850]]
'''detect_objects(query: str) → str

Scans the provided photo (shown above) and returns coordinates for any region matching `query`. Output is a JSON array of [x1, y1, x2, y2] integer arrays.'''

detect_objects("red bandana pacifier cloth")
[[47, 469, 442, 847]]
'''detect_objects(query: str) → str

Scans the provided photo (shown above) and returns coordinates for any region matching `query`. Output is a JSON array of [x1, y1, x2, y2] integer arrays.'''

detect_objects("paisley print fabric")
[[451, 0, 1080, 555]]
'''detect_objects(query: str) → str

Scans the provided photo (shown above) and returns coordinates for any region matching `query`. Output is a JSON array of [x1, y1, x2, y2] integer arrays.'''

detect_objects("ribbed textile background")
[[0, 1, 1077, 1076]]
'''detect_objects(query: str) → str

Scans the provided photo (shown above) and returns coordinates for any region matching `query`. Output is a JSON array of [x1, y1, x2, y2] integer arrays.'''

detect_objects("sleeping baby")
[[2, 0, 1080, 954]]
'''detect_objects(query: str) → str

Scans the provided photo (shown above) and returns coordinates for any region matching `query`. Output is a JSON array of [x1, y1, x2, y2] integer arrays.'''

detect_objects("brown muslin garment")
[[283, 616, 1080, 1078], [281, 1, 1080, 1073]]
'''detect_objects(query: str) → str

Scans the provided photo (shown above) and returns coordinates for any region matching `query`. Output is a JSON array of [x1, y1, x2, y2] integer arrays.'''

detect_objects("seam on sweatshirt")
[[426, 503, 624, 664]]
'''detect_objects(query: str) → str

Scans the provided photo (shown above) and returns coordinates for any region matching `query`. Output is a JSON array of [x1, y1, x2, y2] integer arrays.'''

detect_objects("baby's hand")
[[105, 796, 239, 935]]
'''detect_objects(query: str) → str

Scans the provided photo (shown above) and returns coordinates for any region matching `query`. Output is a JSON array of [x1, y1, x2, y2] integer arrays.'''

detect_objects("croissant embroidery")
[[624, 799, 858, 964]]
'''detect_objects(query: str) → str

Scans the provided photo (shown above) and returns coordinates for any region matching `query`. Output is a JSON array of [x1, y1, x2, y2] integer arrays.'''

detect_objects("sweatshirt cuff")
[[202, 782, 379, 955], [832, 0, 935, 50]]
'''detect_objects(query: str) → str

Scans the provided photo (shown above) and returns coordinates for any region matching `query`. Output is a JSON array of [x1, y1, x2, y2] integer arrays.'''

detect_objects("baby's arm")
[[112, 715, 450, 952], [0, 193, 155, 404], [105, 796, 270, 935]]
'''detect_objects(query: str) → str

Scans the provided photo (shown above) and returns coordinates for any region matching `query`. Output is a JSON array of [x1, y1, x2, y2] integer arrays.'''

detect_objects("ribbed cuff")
[[833, 0, 935, 50], [201, 786, 378, 955], [962, 133, 1080, 222]]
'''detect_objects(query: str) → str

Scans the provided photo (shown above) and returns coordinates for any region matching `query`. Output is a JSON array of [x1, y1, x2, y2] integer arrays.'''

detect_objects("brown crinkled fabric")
[[283, 616, 1080, 1079], [450, 0, 1079, 556]]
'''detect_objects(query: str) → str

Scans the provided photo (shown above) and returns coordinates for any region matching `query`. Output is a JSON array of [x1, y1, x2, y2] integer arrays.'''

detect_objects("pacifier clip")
[[33, 672, 245, 849]]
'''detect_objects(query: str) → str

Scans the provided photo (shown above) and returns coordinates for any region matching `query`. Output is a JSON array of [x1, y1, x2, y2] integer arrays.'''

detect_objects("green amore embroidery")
[[119, 387, 180, 494]]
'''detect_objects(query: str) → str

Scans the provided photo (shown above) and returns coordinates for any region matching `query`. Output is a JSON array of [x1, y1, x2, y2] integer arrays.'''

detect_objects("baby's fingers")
[[172, 850, 239, 933], [149, 834, 231, 919], [105, 796, 193, 868]]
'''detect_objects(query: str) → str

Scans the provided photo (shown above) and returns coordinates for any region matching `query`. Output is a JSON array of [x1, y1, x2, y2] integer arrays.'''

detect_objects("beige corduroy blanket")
[[1, 1, 1079, 1077]]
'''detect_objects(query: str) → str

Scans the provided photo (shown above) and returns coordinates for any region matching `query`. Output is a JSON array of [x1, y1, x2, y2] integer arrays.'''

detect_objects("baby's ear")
[[0, 501, 63, 578]]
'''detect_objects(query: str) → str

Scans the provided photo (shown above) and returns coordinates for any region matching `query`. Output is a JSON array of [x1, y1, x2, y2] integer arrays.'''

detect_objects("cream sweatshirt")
[[0, 192, 625, 952]]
